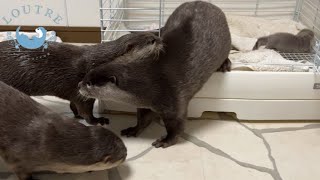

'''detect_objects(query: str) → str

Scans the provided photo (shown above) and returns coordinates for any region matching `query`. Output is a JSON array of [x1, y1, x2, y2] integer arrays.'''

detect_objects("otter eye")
[[86, 81, 92, 86], [150, 39, 156, 44], [126, 44, 134, 52]]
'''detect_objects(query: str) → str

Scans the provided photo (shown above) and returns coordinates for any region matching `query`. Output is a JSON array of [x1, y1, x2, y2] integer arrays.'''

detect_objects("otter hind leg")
[[152, 103, 187, 148]]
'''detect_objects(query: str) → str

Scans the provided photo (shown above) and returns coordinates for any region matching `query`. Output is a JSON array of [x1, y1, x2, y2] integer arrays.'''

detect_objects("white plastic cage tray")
[[98, 0, 320, 120]]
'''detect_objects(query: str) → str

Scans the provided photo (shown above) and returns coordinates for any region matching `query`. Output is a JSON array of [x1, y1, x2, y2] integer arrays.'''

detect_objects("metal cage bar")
[[99, 0, 320, 74]]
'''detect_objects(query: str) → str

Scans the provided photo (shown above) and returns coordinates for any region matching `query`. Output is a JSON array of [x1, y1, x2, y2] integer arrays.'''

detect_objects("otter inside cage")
[[99, 0, 320, 68], [98, 0, 320, 121]]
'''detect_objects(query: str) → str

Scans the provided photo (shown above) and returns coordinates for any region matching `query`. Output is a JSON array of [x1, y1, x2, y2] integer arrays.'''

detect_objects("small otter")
[[79, 1, 231, 148], [0, 81, 127, 180], [253, 29, 315, 53], [0, 32, 162, 125]]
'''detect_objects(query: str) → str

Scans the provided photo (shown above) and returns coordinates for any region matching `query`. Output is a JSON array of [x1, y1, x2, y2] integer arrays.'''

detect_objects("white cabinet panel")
[[66, 0, 100, 27], [0, 0, 67, 26]]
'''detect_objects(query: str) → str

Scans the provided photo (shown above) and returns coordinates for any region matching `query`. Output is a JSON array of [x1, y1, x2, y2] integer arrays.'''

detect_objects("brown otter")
[[0, 81, 127, 180], [0, 32, 162, 125], [253, 29, 315, 53], [79, 1, 231, 148]]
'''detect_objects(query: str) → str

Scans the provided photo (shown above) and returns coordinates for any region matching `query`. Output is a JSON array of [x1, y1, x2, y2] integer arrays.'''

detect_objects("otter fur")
[[0, 32, 162, 125], [79, 1, 231, 148], [0, 81, 127, 180], [253, 29, 315, 53]]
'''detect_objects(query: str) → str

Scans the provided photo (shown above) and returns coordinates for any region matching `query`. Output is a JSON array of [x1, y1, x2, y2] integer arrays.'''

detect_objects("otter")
[[0, 81, 127, 180], [253, 29, 315, 53], [0, 32, 162, 125], [79, 1, 231, 148]]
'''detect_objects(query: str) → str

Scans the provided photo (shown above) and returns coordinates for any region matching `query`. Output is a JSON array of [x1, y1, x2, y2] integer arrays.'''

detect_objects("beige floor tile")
[[106, 115, 166, 160], [118, 139, 204, 180], [185, 120, 273, 168], [264, 129, 320, 180], [201, 149, 273, 180]]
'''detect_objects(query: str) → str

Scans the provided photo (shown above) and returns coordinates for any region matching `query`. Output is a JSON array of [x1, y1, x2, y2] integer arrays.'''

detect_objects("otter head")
[[78, 63, 138, 105], [55, 126, 127, 173], [116, 32, 164, 62], [92, 126, 127, 169], [297, 29, 314, 39]]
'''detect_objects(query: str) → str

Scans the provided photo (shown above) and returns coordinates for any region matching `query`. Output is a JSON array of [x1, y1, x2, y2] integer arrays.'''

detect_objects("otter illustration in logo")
[[6, 26, 56, 51], [15, 26, 47, 49]]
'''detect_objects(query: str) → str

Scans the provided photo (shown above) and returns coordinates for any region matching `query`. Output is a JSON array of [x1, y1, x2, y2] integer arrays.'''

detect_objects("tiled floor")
[[1, 96, 320, 180]]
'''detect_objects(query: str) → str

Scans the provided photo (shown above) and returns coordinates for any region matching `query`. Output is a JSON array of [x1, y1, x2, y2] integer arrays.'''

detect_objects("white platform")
[[99, 71, 320, 120]]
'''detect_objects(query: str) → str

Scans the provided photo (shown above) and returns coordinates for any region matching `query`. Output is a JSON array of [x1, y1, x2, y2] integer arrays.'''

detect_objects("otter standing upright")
[[79, 1, 231, 148]]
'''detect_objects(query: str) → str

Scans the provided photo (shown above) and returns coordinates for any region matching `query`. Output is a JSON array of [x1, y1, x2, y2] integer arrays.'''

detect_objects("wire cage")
[[99, 0, 320, 71]]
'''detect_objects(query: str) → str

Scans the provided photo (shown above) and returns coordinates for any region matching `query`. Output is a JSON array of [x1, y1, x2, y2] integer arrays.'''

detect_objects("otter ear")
[[108, 76, 117, 85], [103, 155, 111, 163]]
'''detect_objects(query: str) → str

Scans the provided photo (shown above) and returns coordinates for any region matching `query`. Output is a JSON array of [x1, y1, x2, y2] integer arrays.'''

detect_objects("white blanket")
[[225, 15, 312, 72], [229, 49, 312, 72], [0, 31, 62, 42]]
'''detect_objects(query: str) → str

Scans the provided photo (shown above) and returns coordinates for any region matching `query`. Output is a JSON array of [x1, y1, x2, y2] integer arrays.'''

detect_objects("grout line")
[[155, 120, 276, 178], [126, 147, 154, 162], [238, 122, 283, 180], [108, 168, 122, 180], [181, 133, 275, 177], [258, 123, 320, 134]]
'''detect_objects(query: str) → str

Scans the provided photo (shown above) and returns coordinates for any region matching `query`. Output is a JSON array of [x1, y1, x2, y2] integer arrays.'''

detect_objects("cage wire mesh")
[[99, 0, 320, 71]]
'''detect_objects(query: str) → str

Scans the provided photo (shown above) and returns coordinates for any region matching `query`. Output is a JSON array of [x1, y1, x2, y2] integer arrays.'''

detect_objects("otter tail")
[[253, 37, 268, 50], [217, 58, 232, 72]]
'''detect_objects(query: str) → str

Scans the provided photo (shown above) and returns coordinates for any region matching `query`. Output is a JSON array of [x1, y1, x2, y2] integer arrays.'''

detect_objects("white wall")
[[0, 0, 100, 27]]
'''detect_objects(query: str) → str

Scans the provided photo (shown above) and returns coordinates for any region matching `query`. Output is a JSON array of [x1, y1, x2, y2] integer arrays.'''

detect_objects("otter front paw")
[[152, 135, 179, 148], [121, 127, 140, 137]]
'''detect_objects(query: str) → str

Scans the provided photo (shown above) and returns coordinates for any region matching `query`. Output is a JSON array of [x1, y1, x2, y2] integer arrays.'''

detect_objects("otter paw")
[[152, 136, 178, 148], [121, 127, 140, 137]]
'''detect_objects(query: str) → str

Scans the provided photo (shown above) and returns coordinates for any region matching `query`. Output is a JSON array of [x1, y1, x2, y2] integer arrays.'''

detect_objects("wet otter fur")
[[0, 81, 127, 180], [79, 1, 231, 148]]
